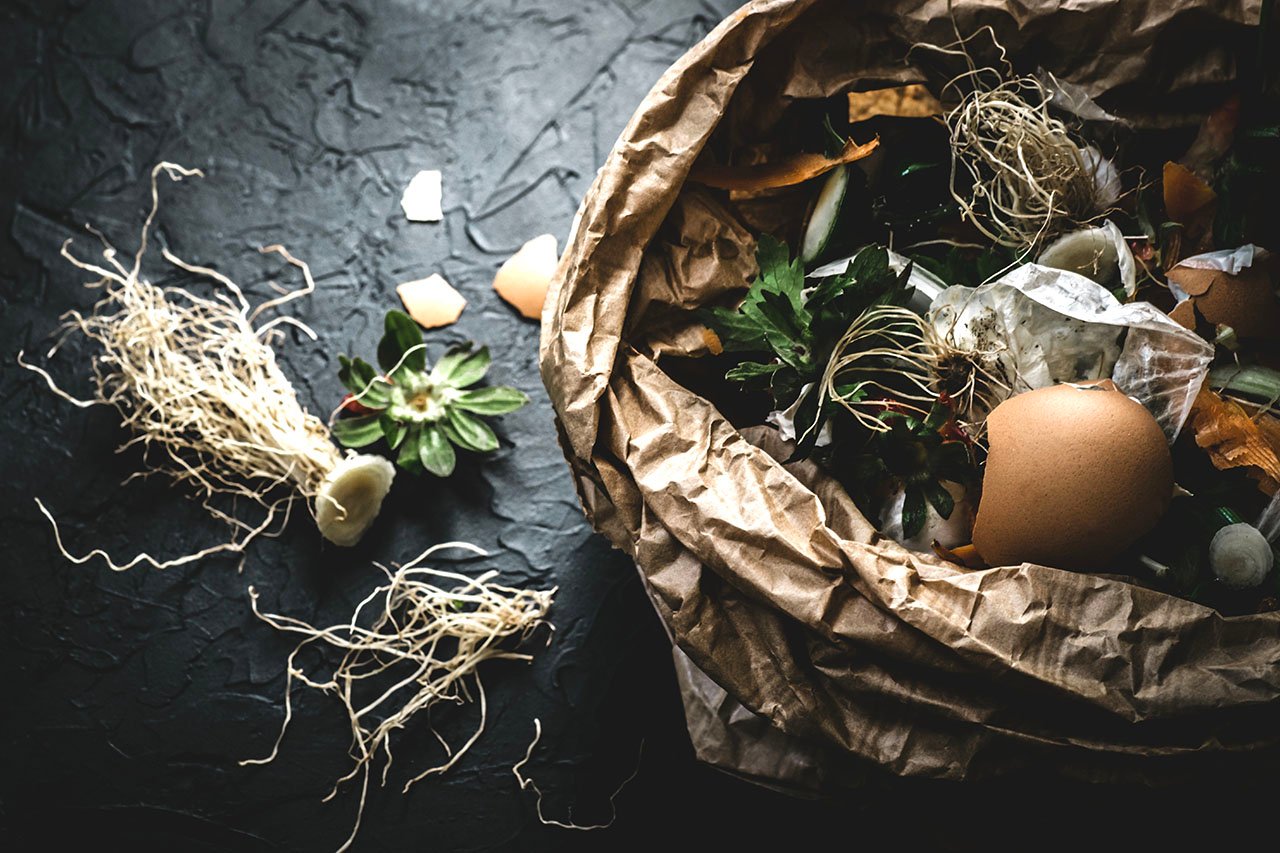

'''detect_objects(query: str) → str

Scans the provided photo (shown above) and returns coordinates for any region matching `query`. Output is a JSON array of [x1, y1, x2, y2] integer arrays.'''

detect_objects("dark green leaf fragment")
[[378, 310, 426, 373], [724, 361, 785, 383], [331, 414, 384, 448], [921, 478, 955, 520], [432, 344, 491, 388], [901, 484, 927, 539], [444, 408, 499, 453], [338, 356, 389, 407], [380, 414, 408, 449], [397, 425, 424, 473]]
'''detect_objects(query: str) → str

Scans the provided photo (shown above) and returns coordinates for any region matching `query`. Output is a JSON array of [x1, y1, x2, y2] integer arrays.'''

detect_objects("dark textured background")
[[0, 1, 1271, 851]]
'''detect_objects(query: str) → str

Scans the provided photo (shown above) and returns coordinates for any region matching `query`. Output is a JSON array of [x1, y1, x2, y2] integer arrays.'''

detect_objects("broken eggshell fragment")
[[401, 170, 443, 222], [972, 380, 1174, 571], [493, 234, 559, 320], [1167, 245, 1280, 343], [396, 273, 466, 329]]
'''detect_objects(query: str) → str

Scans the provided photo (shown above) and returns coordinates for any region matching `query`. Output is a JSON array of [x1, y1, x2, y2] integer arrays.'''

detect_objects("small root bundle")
[[922, 310, 1014, 444], [945, 74, 1104, 250], [920, 24, 1110, 252], [512, 718, 643, 831], [21, 163, 393, 568], [816, 306, 939, 434], [242, 542, 555, 852]]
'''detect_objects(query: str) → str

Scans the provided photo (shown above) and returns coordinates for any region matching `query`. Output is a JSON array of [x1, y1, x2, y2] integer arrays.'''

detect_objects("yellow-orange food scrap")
[[848, 84, 942, 123], [701, 326, 724, 355], [1163, 161, 1216, 226], [1188, 387, 1280, 494], [689, 137, 879, 192]]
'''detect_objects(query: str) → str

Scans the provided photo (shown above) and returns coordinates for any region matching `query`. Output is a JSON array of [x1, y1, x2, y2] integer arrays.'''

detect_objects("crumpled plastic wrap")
[[931, 264, 1215, 437], [540, 0, 1279, 788]]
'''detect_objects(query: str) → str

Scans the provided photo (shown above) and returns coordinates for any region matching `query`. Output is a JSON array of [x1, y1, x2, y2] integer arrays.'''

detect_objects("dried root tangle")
[[242, 542, 555, 852], [22, 163, 356, 569]]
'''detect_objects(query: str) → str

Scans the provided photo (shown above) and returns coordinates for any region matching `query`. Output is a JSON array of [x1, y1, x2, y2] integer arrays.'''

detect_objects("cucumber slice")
[[801, 164, 850, 265]]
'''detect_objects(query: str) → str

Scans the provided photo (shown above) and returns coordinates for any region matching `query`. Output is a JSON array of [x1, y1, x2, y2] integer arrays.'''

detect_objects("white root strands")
[[812, 306, 939, 438], [242, 542, 556, 853], [513, 718, 643, 831], [812, 303, 1016, 445], [922, 307, 1015, 444], [21, 163, 388, 568], [918, 23, 1108, 252], [945, 74, 1104, 251]]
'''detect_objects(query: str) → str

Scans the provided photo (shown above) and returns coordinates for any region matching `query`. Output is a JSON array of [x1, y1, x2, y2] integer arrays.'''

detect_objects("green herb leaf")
[[443, 408, 499, 453], [338, 356, 388, 406], [755, 234, 807, 317], [331, 414, 384, 448], [337, 354, 356, 391], [397, 425, 424, 473], [452, 386, 529, 415], [724, 361, 785, 383], [419, 425, 457, 477], [702, 306, 771, 352], [901, 484, 927, 539], [380, 414, 408, 449], [378, 310, 426, 374], [432, 344, 491, 388], [921, 479, 955, 520]]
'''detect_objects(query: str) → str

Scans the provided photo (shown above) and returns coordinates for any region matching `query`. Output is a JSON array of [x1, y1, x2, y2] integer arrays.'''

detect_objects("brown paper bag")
[[541, 0, 1279, 786]]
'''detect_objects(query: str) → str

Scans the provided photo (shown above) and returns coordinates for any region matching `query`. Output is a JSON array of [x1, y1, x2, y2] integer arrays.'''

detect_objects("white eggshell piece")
[[493, 233, 558, 320], [401, 170, 443, 222], [396, 273, 466, 329]]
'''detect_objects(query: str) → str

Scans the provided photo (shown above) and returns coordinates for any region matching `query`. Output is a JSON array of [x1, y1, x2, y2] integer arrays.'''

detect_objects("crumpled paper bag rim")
[[541, 0, 1276, 784]]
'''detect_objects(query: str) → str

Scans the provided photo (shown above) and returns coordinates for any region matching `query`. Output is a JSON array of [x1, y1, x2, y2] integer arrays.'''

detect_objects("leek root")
[[20, 163, 394, 568]]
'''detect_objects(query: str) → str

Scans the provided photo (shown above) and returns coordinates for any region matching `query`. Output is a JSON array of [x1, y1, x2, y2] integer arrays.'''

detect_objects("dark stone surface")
[[1, 1, 1273, 851], [0, 1, 760, 849]]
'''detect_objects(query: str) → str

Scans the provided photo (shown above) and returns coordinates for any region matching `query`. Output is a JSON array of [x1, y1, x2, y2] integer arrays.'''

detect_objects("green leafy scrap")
[[703, 237, 916, 459], [333, 310, 529, 477]]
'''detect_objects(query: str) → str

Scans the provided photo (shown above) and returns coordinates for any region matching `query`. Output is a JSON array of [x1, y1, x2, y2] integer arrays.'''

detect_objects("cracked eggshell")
[[493, 233, 558, 320], [1167, 250, 1280, 341], [400, 170, 443, 222], [396, 273, 466, 329], [972, 381, 1173, 571]]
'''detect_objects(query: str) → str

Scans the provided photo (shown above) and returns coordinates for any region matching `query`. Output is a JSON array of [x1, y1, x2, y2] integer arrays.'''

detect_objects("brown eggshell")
[[1167, 254, 1280, 341], [493, 234, 558, 320], [972, 382, 1174, 571]]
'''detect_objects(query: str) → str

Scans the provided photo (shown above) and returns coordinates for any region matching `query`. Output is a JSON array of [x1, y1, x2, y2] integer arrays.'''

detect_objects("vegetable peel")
[[1187, 386, 1280, 494], [688, 137, 879, 192]]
